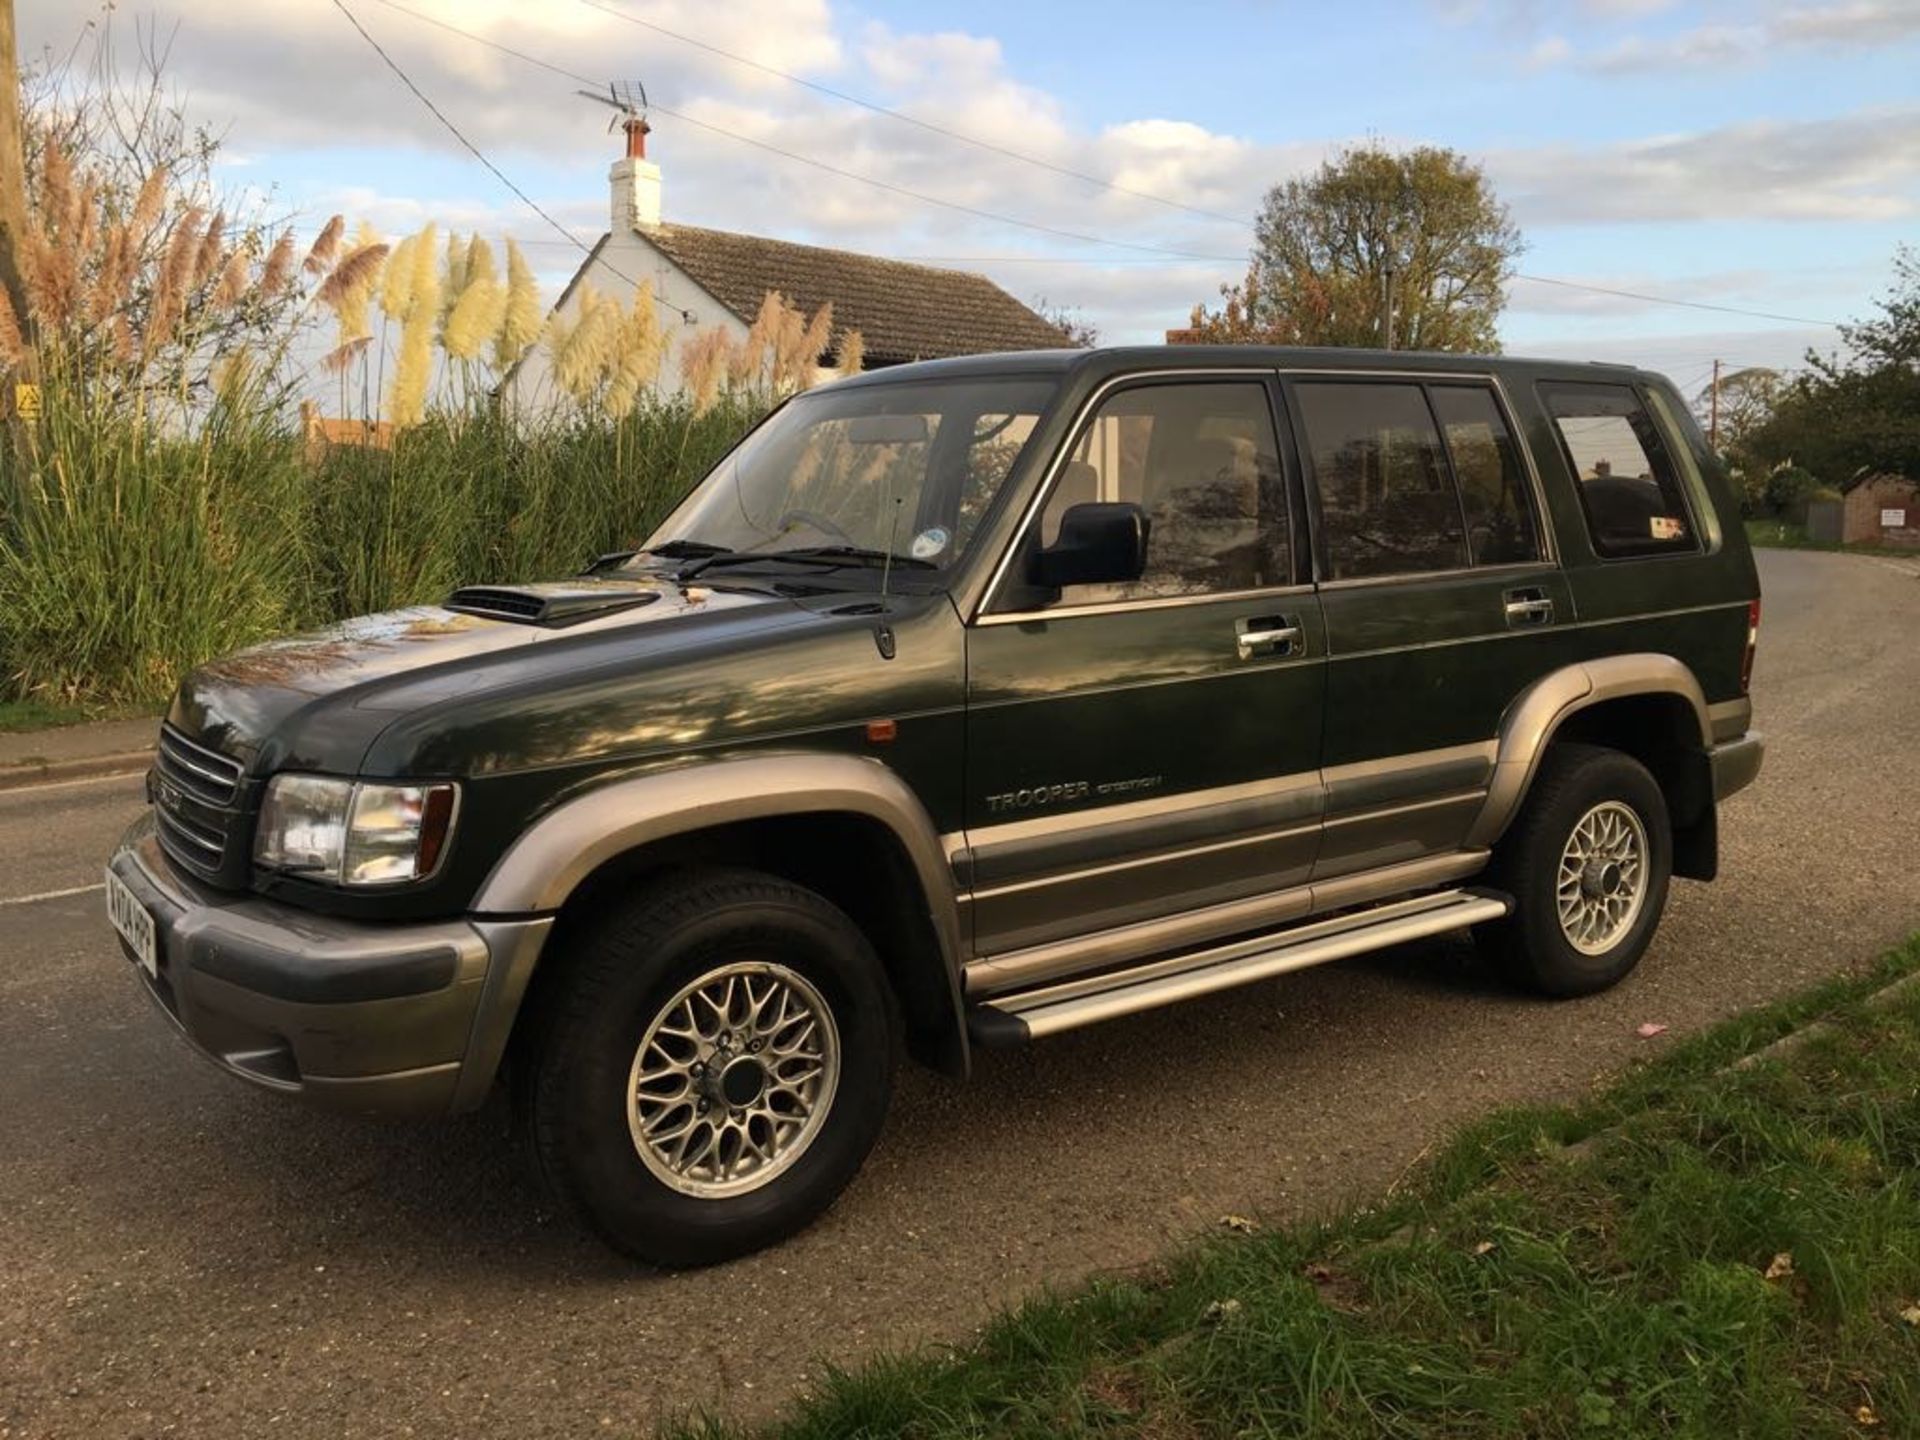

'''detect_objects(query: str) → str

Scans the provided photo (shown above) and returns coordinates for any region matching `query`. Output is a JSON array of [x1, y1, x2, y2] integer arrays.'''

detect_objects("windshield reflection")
[[644, 375, 1057, 571]]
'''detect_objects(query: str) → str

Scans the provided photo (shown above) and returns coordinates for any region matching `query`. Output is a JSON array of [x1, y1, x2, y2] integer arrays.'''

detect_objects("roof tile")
[[642, 224, 1071, 365]]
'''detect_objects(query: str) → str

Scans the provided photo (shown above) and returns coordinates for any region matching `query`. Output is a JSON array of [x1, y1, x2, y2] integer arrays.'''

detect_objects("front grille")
[[157, 723, 243, 804], [154, 724, 249, 883]]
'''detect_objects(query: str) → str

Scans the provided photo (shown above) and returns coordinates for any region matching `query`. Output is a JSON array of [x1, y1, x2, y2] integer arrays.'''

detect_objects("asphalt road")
[[4, 547, 1917, 1440]]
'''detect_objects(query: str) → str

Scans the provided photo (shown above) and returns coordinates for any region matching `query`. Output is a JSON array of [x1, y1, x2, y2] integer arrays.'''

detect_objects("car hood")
[[169, 577, 807, 774]]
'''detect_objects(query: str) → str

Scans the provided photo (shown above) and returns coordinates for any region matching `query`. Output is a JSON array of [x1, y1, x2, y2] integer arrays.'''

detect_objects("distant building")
[[1808, 472, 1920, 549], [504, 118, 1067, 407]]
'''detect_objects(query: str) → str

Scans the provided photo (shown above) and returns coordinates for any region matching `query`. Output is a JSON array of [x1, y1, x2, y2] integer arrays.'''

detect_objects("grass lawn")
[[678, 940, 1920, 1439], [0, 698, 156, 734], [1744, 518, 1918, 559]]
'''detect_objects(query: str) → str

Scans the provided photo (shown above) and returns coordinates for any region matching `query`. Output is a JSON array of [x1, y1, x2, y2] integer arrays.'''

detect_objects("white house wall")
[[504, 228, 749, 413]]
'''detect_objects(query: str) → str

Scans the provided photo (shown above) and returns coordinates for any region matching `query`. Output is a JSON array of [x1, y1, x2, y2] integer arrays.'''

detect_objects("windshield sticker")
[[909, 526, 951, 561], [1650, 516, 1686, 541]]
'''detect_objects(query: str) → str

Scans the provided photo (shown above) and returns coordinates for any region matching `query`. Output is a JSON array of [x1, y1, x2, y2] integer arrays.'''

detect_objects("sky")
[[18, 0, 1920, 403]]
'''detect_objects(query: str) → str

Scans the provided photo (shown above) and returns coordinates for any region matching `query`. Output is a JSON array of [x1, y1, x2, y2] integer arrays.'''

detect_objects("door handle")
[[1236, 614, 1304, 659], [1503, 588, 1554, 628]]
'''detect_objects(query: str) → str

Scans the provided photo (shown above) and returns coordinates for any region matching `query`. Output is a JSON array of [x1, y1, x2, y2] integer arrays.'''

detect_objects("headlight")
[[254, 775, 459, 886]]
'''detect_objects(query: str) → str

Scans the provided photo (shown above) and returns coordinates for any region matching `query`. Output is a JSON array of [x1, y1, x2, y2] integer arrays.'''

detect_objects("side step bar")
[[968, 888, 1511, 1047]]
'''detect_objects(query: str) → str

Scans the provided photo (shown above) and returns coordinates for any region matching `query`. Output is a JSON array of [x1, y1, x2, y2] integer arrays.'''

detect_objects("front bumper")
[[108, 814, 550, 1118], [1710, 731, 1765, 802]]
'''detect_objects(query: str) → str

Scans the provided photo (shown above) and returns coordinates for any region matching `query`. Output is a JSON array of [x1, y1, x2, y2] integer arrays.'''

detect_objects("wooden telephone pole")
[[1708, 358, 1722, 453]]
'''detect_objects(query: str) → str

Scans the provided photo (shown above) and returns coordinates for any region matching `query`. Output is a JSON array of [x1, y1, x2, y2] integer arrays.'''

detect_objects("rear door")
[[1284, 373, 1575, 879], [962, 373, 1327, 956]]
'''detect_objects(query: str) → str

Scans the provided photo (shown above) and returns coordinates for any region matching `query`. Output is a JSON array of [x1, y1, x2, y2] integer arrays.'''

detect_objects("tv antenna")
[[575, 80, 652, 155]]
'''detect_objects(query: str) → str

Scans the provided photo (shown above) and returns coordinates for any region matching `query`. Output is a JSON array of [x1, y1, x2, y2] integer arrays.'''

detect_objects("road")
[[3, 547, 1917, 1439]]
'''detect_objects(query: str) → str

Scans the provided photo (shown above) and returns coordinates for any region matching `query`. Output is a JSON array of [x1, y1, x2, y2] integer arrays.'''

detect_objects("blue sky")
[[21, 0, 1920, 396]]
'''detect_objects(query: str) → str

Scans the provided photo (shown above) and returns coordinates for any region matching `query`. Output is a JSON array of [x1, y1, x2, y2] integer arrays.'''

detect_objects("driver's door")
[[960, 375, 1328, 957]]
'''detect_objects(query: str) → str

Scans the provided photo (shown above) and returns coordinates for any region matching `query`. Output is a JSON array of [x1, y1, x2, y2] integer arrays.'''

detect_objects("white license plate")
[[105, 868, 157, 978]]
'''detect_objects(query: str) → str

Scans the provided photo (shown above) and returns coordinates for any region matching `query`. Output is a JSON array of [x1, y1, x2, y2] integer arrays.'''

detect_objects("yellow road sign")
[[13, 383, 41, 420]]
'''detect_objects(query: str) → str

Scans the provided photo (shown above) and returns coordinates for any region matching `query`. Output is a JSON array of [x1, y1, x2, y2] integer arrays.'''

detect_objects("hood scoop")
[[445, 582, 662, 627]]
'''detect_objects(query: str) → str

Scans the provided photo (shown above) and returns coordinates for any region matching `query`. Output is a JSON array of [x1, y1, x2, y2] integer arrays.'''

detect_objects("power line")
[[329, 0, 697, 321], [1508, 273, 1841, 330], [571, 0, 1250, 228], [361, 0, 1854, 332], [367, 0, 1241, 264]]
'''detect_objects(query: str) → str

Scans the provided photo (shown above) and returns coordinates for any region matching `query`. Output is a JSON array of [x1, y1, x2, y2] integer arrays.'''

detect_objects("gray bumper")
[[1711, 731, 1764, 802], [108, 814, 550, 1118]]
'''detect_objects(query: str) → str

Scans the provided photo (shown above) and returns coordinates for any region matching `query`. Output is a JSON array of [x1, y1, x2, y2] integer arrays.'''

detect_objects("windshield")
[[643, 375, 1058, 572]]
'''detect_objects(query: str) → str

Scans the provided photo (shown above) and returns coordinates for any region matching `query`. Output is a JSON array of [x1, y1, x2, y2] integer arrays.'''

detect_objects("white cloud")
[[1533, 0, 1920, 70], [1492, 108, 1920, 223]]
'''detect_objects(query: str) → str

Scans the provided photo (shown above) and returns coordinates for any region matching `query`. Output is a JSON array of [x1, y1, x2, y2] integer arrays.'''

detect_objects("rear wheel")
[[515, 869, 896, 1266], [1477, 743, 1672, 997]]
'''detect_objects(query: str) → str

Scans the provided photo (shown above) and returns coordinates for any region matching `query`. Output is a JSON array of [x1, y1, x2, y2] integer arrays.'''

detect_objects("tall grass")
[[301, 398, 762, 624], [0, 127, 810, 708]]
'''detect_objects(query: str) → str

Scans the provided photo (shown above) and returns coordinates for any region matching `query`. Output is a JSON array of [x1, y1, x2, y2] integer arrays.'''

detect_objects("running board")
[[967, 888, 1511, 1047]]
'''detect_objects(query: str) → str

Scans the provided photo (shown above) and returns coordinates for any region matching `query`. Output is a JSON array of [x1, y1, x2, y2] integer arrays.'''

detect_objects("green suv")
[[107, 346, 1763, 1265]]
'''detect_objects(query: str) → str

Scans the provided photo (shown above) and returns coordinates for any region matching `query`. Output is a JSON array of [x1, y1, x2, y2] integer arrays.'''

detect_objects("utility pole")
[[0, 0, 35, 360], [1708, 358, 1721, 452], [1381, 260, 1396, 351]]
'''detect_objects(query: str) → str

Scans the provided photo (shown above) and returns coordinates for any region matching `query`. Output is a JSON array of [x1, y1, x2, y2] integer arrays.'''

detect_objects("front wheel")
[[515, 869, 897, 1266], [1476, 743, 1672, 997]]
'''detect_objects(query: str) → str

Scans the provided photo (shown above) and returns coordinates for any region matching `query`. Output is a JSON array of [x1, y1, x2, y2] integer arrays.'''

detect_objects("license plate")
[[105, 868, 157, 978]]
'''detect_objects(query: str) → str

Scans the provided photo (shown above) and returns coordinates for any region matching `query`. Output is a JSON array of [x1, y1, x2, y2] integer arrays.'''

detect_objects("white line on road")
[[0, 769, 148, 797], [0, 881, 105, 908]]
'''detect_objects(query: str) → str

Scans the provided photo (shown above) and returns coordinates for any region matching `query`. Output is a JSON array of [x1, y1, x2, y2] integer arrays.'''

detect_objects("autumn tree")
[[1183, 145, 1521, 352]]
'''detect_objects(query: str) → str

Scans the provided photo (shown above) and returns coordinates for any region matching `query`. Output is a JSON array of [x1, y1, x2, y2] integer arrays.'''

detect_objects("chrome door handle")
[[1503, 590, 1554, 627], [1236, 615, 1304, 659]]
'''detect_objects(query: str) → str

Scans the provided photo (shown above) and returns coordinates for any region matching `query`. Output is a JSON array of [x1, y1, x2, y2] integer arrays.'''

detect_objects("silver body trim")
[[978, 888, 1511, 1039]]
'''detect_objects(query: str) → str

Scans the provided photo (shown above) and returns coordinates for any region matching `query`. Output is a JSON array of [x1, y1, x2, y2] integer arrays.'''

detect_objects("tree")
[[1743, 247, 1920, 487], [1183, 144, 1521, 352], [1031, 294, 1097, 348]]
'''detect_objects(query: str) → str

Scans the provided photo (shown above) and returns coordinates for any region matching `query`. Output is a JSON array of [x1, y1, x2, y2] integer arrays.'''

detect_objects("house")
[[505, 117, 1068, 407]]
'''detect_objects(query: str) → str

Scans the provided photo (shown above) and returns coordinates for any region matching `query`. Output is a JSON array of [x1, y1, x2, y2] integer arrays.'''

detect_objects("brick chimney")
[[610, 117, 661, 231]]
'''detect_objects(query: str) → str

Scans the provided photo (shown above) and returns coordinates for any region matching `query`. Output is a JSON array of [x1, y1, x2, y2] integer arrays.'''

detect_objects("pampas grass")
[[0, 289, 24, 368], [386, 222, 440, 427], [496, 238, 542, 367], [304, 215, 344, 275], [836, 328, 864, 378]]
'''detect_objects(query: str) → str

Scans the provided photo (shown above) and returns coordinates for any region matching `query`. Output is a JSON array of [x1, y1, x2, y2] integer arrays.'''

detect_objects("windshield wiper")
[[763, 545, 937, 570], [678, 545, 936, 580], [586, 538, 731, 575]]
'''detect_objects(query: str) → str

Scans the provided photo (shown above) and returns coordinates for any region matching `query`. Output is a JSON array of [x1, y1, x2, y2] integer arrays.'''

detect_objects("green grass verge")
[[674, 940, 1920, 1439], [0, 698, 155, 734], [1745, 518, 1918, 559]]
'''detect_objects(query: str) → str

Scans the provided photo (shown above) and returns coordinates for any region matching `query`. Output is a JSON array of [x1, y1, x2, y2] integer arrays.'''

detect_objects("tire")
[[514, 868, 897, 1267], [1476, 743, 1672, 997]]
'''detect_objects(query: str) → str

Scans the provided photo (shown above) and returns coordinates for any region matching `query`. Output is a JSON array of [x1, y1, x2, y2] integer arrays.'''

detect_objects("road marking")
[[0, 769, 148, 797], [0, 881, 105, 908]]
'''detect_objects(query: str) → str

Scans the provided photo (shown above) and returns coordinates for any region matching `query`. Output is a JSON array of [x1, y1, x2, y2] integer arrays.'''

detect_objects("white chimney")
[[610, 117, 661, 231]]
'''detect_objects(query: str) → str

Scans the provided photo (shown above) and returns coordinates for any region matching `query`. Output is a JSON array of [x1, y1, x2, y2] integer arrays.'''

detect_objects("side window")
[[1032, 381, 1290, 606], [1428, 386, 1543, 566], [1295, 382, 1468, 580], [1543, 383, 1698, 558]]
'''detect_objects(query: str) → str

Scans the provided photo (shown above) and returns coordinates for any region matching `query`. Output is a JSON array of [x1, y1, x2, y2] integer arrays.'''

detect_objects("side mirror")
[[1031, 502, 1150, 589]]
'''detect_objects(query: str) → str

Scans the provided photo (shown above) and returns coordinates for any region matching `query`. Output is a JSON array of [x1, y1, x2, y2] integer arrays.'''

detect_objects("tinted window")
[[1295, 382, 1468, 579], [1031, 381, 1289, 606], [1543, 383, 1697, 558], [1428, 386, 1543, 566]]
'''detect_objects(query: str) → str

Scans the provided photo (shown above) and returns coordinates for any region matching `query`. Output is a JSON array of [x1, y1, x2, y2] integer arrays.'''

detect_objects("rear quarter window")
[[1541, 381, 1699, 559]]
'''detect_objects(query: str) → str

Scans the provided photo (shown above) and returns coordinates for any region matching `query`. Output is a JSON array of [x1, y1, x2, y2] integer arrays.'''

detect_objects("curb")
[[0, 749, 152, 792]]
